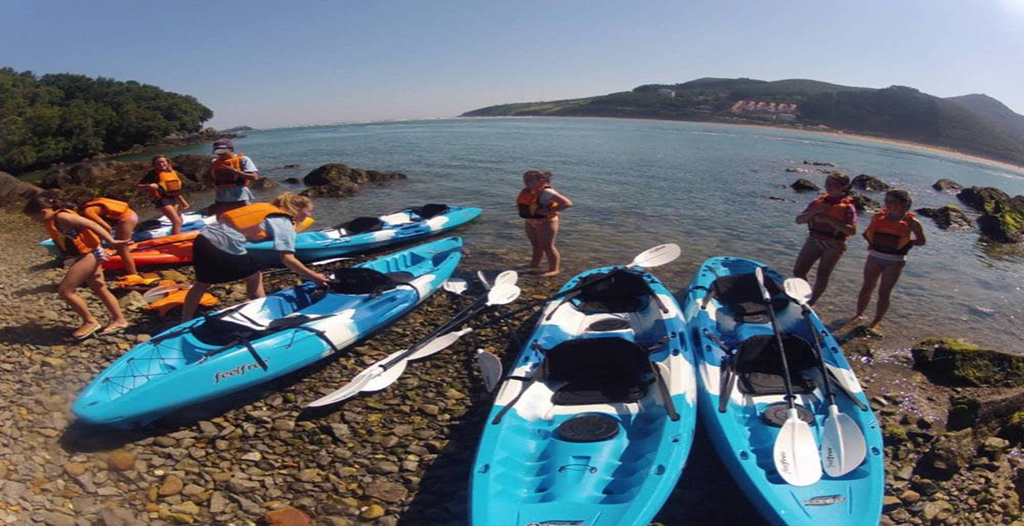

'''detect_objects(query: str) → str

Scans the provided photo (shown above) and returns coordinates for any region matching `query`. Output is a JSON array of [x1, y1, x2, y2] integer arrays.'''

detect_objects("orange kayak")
[[103, 231, 199, 271]]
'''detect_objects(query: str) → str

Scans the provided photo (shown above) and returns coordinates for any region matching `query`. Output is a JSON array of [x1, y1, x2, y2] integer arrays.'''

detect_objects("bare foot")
[[532, 269, 561, 277], [73, 321, 102, 340]]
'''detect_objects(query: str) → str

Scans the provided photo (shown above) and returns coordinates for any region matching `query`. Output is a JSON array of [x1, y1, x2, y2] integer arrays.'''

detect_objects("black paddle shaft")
[[800, 307, 837, 406], [757, 271, 799, 409]]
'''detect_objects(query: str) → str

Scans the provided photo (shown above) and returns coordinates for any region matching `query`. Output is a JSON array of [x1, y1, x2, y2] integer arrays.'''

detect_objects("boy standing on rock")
[[207, 139, 259, 215]]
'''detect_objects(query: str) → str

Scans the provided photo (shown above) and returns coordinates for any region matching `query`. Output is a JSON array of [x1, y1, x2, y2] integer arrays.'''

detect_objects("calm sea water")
[[134, 118, 1024, 351]]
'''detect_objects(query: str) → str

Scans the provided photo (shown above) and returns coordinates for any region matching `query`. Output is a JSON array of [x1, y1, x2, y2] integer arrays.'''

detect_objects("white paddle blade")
[[307, 364, 384, 407], [476, 270, 492, 289], [487, 284, 521, 306], [783, 278, 813, 305], [630, 243, 681, 269], [754, 267, 772, 302], [494, 270, 518, 287], [774, 409, 824, 486], [443, 278, 468, 295], [821, 406, 867, 477], [476, 349, 503, 393], [362, 359, 408, 392], [143, 284, 187, 303], [407, 328, 473, 361]]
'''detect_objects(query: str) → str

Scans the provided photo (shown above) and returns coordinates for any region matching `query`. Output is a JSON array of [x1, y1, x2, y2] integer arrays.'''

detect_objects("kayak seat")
[[575, 271, 652, 313], [544, 337, 651, 405], [734, 334, 818, 396], [338, 216, 384, 234], [410, 203, 450, 219], [192, 317, 262, 346], [706, 273, 788, 324], [329, 267, 399, 296]]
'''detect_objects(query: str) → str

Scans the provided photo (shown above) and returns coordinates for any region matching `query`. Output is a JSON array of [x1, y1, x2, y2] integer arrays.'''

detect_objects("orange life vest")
[[220, 203, 295, 241], [147, 289, 219, 317], [517, 185, 559, 219], [863, 210, 915, 256], [807, 195, 855, 240], [211, 153, 251, 188], [82, 198, 132, 221], [148, 170, 184, 199], [46, 210, 102, 258]]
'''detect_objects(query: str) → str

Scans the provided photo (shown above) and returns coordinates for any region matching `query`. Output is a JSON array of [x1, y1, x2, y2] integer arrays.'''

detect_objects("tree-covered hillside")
[[463, 78, 1024, 165], [0, 68, 213, 174]]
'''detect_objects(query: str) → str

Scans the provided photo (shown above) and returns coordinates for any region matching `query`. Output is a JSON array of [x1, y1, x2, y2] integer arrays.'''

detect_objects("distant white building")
[[776, 113, 797, 123], [657, 89, 675, 98]]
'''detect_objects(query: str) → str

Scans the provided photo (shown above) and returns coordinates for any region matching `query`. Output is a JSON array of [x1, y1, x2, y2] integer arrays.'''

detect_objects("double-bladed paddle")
[[783, 277, 867, 477], [755, 267, 822, 487], [307, 283, 522, 407]]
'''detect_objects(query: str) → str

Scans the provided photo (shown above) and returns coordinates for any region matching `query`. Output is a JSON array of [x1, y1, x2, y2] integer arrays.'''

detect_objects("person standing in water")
[[517, 169, 572, 277], [24, 195, 131, 339], [792, 172, 857, 305], [207, 139, 258, 216], [853, 189, 926, 330], [137, 155, 190, 235]]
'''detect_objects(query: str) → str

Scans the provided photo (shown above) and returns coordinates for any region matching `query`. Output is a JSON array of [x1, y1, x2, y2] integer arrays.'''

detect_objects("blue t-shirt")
[[200, 214, 296, 255], [213, 156, 258, 204]]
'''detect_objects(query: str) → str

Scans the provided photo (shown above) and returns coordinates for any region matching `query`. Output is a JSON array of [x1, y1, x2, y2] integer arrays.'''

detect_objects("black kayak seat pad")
[[339, 216, 385, 234], [575, 271, 654, 314], [409, 203, 450, 219], [543, 337, 652, 406], [707, 272, 789, 322], [734, 333, 818, 396]]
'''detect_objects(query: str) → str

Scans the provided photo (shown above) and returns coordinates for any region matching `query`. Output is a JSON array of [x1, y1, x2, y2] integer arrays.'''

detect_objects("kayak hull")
[[682, 256, 884, 526], [245, 205, 482, 266], [101, 231, 199, 271], [72, 236, 463, 426], [471, 267, 697, 526]]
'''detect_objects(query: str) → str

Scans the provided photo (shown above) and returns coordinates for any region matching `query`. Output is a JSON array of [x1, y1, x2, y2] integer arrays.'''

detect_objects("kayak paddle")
[[476, 348, 503, 393], [307, 284, 522, 407], [755, 267, 822, 487], [783, 277, 867, 477]]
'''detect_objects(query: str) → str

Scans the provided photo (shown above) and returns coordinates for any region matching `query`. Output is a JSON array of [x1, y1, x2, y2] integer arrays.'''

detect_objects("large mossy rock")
[[37, 155, 207, 210], [915, 205, 973, 230], [955, 187, 1024, 243], [911, 338, 1024, 387], [852, 174, 890, 192], [947, 390, 1024, 433], [301, 163, 407, 198], [0, 171, 43, 208]]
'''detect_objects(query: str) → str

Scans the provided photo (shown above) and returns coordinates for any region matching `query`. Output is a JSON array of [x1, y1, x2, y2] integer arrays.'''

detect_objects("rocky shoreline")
[[0, 204, 1022, 524]]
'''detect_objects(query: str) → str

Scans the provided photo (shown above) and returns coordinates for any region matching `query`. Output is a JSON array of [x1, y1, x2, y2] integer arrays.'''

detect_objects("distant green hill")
[[463, 77, 1024, 165]]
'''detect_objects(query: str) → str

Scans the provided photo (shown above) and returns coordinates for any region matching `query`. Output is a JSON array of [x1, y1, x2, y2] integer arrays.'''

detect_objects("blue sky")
[[3, 0, 1023, 129]]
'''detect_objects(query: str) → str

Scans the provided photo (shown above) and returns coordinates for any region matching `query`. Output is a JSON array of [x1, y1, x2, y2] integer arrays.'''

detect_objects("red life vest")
[[211, 153, 251, 188], [517, 185, 559, 219], [82, 198, 132, 222], [807, 195, 855, 240], [863, 210, 915, 255], [220, 203, 294, 241], [46, 210, 102, 258]]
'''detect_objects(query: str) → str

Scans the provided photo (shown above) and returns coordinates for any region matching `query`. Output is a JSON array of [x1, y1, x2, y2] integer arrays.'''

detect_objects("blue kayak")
[[72, 236, 463, 427], [245, 204, 481, 266], [471, 267, 697, 526], [38, 210, 213, 258], [682, 257, 884, 526]]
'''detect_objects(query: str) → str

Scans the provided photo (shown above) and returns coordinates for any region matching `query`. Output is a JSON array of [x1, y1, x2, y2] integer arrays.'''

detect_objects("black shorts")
[[152, 196, 178, 208], [193, 234, 262, 284]]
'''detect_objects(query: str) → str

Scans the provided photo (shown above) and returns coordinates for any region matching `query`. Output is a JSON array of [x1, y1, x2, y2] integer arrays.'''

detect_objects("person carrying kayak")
[[517, 169, 572, 277], [792, 172, 857, 305], [853, 189, 926, 330], [137, 155, 190, 235], [79, 197, 140, 277], [180, 192, 329, 322], [23, 195, 131, 339], [207, 139, 258, 216]]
